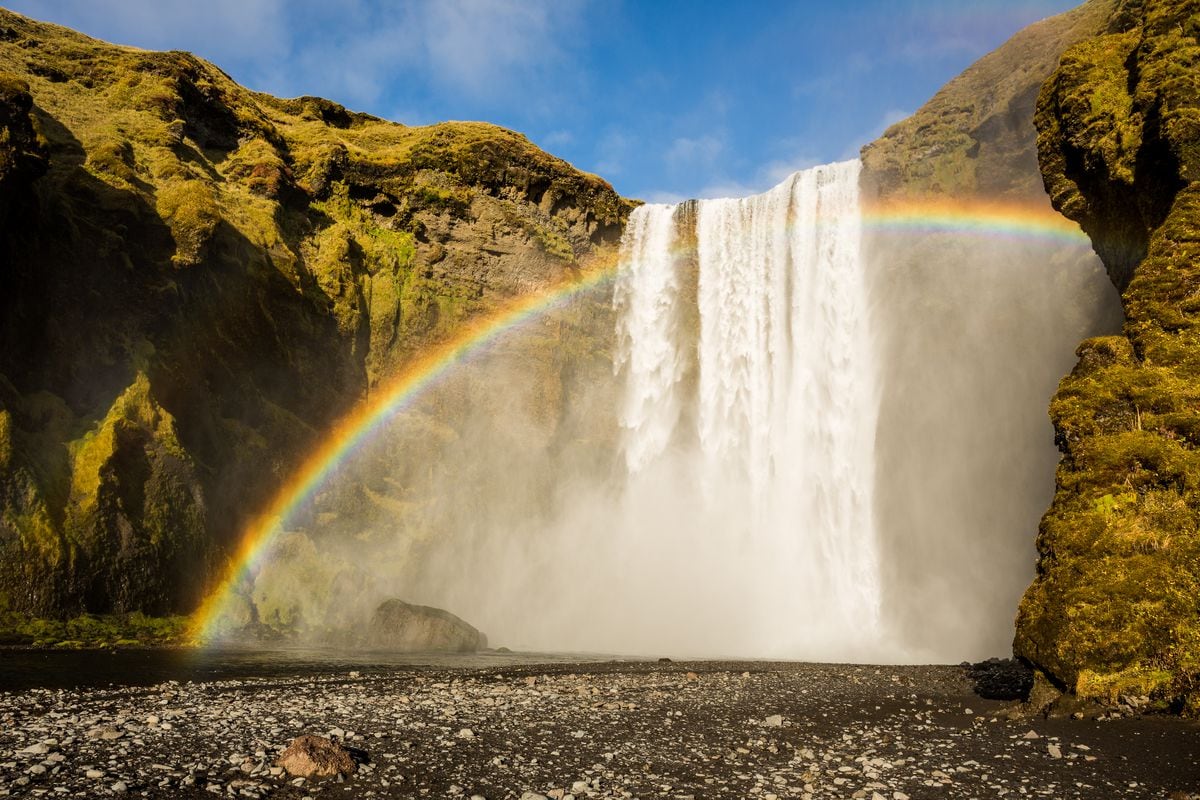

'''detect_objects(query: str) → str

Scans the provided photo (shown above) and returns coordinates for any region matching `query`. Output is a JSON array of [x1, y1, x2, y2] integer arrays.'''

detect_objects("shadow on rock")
[[965, 658, 1034, 701]]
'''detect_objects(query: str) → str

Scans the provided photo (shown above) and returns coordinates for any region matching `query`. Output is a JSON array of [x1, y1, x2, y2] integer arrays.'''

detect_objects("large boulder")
[[366, 598, 486, 652], [275, 735, 356, 779]]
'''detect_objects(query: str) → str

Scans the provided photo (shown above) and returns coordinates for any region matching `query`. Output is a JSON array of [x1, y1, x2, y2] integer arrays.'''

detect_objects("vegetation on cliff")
[[0, 9, 631, 623], [1016, 0, 1200, 710]]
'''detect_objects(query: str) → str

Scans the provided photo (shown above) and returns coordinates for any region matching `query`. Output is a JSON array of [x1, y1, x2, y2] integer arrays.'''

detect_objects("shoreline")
[[2, 660, 1198, 799]]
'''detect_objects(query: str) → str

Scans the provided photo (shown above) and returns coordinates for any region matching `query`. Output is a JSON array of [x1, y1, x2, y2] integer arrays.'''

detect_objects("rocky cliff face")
[[0, 9, 630, 620], [1015, 0, 1200, 708]]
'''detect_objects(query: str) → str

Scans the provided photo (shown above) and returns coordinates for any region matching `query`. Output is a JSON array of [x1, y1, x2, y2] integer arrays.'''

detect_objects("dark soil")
[[2, 660, 1198, 799]]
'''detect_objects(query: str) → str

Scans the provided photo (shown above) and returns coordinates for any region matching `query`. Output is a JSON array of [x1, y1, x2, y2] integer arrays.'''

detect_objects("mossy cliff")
[[1015, 0, 1200, 708], [0, 9, 630, 620]]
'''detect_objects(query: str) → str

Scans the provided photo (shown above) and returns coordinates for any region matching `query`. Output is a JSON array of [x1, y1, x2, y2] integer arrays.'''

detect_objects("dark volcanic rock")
[[367, 598, 487, 652], [967, 658, 1036, 701], [2, 660, 1198, 798]]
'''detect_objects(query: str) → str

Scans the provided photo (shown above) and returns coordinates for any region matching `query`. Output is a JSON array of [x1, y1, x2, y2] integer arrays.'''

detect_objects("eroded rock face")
[[1016, 0, 1200, 709], [367, 599, 487, 653], [0, 8, 631, 618], [275, 735, 356, 779], [0, 71, 47, 226]]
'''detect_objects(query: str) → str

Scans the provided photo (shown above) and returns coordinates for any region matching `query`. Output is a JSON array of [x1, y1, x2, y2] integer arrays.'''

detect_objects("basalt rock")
[[276, 735, 357, 779], [367, 598, 487, 653]]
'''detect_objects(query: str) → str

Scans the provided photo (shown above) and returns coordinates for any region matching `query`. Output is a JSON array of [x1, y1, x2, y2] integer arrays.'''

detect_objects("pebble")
[[0, 662, 1189, 799]]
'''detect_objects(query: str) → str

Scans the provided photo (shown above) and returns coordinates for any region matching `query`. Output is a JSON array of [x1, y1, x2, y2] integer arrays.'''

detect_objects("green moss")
[[0, 609, 189, 647], [1017, 0, 1200, 712], [0, 408, 11, 468], [155, 178, 220, 266], [531, 221, 576, 262], [410, 182, 471, 216]]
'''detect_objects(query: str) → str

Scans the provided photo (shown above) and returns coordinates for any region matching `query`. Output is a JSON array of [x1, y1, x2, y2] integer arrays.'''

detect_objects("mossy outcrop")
[[0, 9, 630, 620], [1016, 0, 1200, 708]]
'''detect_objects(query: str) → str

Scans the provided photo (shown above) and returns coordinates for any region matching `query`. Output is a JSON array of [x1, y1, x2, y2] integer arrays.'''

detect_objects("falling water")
[[256, 156, 1122, 662], [613, 160, 883, 656]]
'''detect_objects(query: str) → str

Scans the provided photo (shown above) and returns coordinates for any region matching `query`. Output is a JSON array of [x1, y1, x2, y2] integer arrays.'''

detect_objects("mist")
[[241, 160, 1121, 663]]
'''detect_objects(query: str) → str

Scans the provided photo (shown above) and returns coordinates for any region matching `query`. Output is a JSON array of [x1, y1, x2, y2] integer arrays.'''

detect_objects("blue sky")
[[11, 0, 1081, 201]]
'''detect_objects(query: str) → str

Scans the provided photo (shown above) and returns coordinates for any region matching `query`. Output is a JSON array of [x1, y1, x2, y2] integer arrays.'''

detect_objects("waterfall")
[[343, 153, 1119, 662], [613, 160, 883, 656]]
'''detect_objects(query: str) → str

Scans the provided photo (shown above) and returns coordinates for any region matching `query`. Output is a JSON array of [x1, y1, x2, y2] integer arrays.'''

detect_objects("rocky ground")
[[1, 660, 1198, 800]]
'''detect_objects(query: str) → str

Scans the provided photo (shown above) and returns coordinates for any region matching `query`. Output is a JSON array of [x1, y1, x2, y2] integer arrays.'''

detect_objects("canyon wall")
[[0, 8, 630, 619], [860, 0, 1124, 660]]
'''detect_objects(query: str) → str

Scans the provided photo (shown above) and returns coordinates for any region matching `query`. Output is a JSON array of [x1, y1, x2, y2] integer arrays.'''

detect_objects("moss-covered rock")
[[0, 7, 631, 622], [1016, 0, 1200, 709]]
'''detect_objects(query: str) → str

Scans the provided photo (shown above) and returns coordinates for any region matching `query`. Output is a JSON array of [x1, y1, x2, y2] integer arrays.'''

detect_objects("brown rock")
[[367, 599, 487, 653], [275, 735, 356, 779]]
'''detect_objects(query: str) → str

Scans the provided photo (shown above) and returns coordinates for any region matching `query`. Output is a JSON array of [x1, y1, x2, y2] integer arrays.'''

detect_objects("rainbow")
[[188, 257, 620, 640], [189, 198, 1092, 642], [862, 198, 1090, 245]]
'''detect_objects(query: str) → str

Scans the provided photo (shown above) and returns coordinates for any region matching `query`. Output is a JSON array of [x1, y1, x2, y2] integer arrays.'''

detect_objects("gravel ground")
[[1, 660, 1198, 799]]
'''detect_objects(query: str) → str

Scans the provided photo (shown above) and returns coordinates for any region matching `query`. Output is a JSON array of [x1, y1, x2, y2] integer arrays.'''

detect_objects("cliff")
[[0, 8, 630, 622], [1015, 0, 1200, 709]]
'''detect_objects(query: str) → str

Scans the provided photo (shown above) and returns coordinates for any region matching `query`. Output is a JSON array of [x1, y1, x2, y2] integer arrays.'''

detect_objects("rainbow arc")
[[190, 198, 1092, 641]]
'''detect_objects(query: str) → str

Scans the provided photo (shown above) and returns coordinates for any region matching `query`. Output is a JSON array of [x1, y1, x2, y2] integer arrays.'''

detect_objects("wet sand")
[[1, 659, 1198, 799]]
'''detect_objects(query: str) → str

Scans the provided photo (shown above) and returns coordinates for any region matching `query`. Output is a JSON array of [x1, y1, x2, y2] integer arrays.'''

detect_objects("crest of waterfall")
[[614, 159, 883, 655]]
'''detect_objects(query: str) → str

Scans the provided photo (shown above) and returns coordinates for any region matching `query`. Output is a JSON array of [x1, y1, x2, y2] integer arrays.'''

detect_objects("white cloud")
[[419, 0, 582, 96], [10, 0, 288, 64], [593, 128, 633, 176], [541, 130, 574, 149], [14, 0, 587, 115], [665, 134, 725, 169]]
